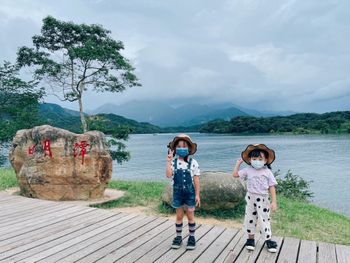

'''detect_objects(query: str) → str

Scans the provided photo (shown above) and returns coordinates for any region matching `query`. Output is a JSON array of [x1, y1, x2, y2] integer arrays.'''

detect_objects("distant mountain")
[[38, 103, 161, 134], [91, 101, 254, 127]]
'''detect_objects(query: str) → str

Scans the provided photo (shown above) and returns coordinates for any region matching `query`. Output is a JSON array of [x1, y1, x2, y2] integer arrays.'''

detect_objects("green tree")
[[0, 61, 44, 141], [17, 16, 141, 132]]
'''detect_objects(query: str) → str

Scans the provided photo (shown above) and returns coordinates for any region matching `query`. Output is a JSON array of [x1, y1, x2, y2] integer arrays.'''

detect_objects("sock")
[[176, 223, 183, 237], [189, 222, 196, 236]]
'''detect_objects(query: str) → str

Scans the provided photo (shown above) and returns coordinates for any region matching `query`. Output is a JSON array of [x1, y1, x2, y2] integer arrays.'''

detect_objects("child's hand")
[[270, 202, 277, 212], [195, 195, 201, 208], [167, 149, 174, 162], [236, 158, 244, 165]]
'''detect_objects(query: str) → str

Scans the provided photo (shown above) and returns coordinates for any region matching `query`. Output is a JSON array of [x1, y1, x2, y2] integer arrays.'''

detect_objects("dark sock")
[[176, 223, 183, 237], [189, 222, 196, 236]]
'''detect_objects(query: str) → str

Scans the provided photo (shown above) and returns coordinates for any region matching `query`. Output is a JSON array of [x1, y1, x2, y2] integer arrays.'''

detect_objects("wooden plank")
[[35, 213, 148, 263], [118, 223, 188, 263], [235, 234, 265, 263], [255, 236, 283, 263], [276, 237, 299, 263], [0, 203, 76, 227], [213, 230, 244, 263], [7, 213, 136, 263], [96, 220, 175, 262], [74, 217, 166, 263], [297, 239, 317, 263], [175, 226, 226, 263], [336, 244, 350, 263], [0, 209, 113, 249], [318, 242, 337, 263], [53, 214, 152, 263], [0, 212, 122, 262], [154, 225, 213, 263], [219, 231, 247, 262], [134, 225, 190, 263], [0, 205, 92, 239], [195, 228, 239, 263]]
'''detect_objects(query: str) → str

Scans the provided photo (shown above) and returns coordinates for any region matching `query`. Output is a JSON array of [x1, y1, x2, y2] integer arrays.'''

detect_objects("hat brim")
[[168, 136, 197, 155], [241, 144, 275, 165]]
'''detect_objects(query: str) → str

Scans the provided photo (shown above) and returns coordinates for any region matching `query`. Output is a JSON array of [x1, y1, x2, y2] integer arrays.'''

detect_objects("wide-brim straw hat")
[[241, 144, 275, 165], [168, 134, 197, 155]]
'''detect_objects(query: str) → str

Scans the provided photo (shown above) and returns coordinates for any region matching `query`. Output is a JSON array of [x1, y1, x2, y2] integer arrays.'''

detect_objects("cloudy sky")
[[1, 0, 350, 113]]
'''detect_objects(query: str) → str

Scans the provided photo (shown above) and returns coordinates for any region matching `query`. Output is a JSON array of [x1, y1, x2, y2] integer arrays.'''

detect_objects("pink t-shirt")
[[238, 167, 277, 195]]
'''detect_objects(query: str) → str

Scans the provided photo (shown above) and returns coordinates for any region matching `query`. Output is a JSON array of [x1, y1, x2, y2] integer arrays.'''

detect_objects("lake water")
[[113, 133, 350, 217]]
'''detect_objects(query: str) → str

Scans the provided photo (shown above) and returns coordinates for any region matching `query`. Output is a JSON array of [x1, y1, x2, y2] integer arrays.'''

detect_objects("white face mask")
[[251, 160, 265, 169]]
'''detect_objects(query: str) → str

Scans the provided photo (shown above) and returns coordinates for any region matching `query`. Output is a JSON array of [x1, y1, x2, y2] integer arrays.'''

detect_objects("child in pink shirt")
[[233, 144, 278, 253]]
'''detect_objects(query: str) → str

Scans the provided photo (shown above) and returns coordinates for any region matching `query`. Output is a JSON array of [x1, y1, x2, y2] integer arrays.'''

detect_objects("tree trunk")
[[78, 82, 88, 132], [78, 97, 88, 132]]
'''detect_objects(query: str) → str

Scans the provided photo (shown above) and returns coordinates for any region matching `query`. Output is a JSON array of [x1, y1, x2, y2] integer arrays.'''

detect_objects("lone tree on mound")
[[17, 16, 141, 132]]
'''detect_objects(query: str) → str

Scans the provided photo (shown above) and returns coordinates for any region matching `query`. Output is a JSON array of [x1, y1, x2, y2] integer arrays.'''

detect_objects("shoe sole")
[[246, 246, 255, 251], [267, 248, 277, 253], [171, 244, 182, 249], [186, 245, 196, 250]]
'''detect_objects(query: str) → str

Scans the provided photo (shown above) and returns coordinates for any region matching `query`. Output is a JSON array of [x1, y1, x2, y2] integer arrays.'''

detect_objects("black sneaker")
[[266, 240, 278, 253], [171, 236, 182, 249], [245, 239, 255, 251], [186, 235, 196, 250]]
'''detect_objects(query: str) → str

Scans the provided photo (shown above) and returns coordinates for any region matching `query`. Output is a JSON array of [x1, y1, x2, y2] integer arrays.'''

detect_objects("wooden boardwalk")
[[0, 193, 349, 263]]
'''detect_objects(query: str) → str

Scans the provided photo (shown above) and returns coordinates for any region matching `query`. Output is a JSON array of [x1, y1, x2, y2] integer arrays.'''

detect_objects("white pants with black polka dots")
[[244, 192, 272, 240]]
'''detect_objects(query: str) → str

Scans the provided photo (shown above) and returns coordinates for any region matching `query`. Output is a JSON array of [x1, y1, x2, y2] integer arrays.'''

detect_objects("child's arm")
[[233, 158, 244, 178], [193, 175, 200, 207], [165, 149, 174, 178], [269, 186, 277, 212]]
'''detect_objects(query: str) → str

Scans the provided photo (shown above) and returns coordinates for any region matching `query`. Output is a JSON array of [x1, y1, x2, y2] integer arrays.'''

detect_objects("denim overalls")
[[172, 158, 196, 208]]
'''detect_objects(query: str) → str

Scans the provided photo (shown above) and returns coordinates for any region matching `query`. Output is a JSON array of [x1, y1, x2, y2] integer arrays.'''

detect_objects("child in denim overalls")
[[166, 134, 200, 250]]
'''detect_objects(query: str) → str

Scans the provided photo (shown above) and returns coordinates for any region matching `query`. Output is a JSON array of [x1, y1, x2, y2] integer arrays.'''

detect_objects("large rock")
[[162, 171, 246, 211], [9, 125, 112, 200]]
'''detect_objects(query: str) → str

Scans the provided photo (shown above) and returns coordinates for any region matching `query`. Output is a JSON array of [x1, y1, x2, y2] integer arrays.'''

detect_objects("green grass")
[[92, 180, 167, 208], [272, 196, 350, 245], [1, 168, 349, 245], [0, 168, 17, 190]]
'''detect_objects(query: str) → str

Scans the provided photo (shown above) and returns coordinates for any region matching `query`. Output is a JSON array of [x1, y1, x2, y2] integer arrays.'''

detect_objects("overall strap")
[[174, 158, 178, 170], [187, 158, 192, 170]]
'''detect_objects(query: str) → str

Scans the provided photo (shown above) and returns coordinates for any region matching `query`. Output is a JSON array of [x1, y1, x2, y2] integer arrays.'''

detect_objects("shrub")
[[274, 170, 313, 201]]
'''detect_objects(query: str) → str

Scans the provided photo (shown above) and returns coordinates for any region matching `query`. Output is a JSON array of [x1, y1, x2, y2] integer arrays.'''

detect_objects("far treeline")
[[199, 111, 350, 135]]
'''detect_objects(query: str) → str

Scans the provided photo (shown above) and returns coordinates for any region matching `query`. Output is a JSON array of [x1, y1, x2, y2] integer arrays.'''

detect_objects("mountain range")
[[89, 101, 296, 127]]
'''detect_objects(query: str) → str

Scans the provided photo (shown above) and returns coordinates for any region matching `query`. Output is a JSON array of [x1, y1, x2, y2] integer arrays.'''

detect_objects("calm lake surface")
[[114, 133, 350, 217]]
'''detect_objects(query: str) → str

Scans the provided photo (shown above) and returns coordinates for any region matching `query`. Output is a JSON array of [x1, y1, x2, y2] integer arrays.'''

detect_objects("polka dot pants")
[[244, 192, 272, 240]]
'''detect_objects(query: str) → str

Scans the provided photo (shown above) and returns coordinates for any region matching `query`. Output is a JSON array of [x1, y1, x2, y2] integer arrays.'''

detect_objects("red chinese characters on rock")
[[74, 141, 90, 164], [27, 140, 90, 164]]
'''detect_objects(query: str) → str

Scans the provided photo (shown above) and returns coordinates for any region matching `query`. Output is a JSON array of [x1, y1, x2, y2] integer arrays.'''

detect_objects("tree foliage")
[[0, 61, 44, 141], [199, 112, 350, 134], [17, 16, 140, 132]]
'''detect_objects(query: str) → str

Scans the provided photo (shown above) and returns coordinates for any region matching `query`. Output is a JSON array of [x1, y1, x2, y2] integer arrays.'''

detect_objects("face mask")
[[251, 160, 265, 169], [176, 148, 189, 157]]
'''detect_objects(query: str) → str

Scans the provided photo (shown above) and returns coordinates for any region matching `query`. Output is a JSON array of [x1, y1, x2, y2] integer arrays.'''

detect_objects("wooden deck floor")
[[0, 193, 349, 263]]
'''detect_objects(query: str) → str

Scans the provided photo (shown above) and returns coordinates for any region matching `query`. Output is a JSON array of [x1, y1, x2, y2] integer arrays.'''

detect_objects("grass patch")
[[92, 180, 167, 208], [272, 196, 350, 245], [0, 168, 17, 190]]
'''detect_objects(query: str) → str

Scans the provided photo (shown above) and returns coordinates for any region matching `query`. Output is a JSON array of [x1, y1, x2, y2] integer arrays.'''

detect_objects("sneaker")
[[171, 236, 182, 249], [266, 240, 278, 253], [245, 239, 255, 251], [186, 236, 196, 250]]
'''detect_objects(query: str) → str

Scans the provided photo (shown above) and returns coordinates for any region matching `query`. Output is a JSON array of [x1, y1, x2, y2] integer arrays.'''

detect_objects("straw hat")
[[168, 134, 197, 155], [241, 144, 275, 165]]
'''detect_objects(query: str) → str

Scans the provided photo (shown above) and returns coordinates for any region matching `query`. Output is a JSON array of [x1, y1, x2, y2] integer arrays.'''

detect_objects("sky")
[[1, 0, 350, 113]]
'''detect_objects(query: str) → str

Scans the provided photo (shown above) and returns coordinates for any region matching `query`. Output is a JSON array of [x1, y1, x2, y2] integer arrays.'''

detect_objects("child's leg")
[[244, 194, 258, 239], [186, 208, 196, 236], [256, 197, 272, 240], [175, 208, 184, 236]]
